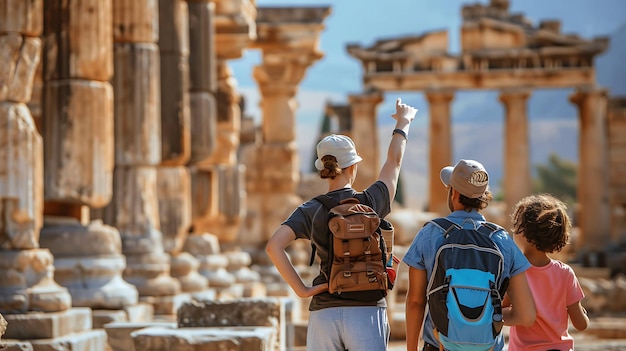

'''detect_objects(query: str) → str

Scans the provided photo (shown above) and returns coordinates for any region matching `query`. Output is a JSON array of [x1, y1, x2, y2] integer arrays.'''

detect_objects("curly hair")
[[319, 155, 343, 179], [511, 194, 571, 253]]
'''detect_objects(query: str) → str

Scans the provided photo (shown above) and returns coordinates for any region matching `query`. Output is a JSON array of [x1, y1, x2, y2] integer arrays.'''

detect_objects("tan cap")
[[440, 159, 489, 198]]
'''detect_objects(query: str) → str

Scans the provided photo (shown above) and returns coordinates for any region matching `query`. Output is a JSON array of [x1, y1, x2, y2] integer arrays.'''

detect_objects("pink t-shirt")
[[508, 259, 585, 351]]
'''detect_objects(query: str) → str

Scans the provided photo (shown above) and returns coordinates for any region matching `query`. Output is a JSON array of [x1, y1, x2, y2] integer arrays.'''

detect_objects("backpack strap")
[[476, 222, 502, 237], [309, 195, 341, 267], [314, 194, 339, 210], [429, 218, 462, 238]]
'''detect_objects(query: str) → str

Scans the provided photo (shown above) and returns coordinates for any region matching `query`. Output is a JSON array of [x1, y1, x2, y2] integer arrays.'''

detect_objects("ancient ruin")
[[0, 0, 624, 350]]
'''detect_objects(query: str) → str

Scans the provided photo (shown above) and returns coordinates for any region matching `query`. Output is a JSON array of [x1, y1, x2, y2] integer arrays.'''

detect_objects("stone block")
[[3, 307, 92, 340], [43, 0, 113, 81], [92, 310, 128, 329], [42, 80, 114, 207], [188, 92, 217, 163], [288, 319, 308, 348], [112, 0, 159, 43], [0, 0, 43, 36], [125, 302, 155, 323], [113, 43, 161, 166], [139, 293, 191, 316], [159, 53, 190, 165], [29, 329, 107, 351], [158, 0, 189, 55], [177, 297, 286, 350], [132, 326, 276, 351], [0, 341, 34, 350], [104, 321, 176, 351], [156, 167, 191, 254], [0, 34, 41, 103], [187, 1, 216, 92]]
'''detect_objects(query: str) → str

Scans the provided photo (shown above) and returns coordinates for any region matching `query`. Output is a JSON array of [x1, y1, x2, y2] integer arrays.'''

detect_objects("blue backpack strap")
[[428, 217, 462, 237]]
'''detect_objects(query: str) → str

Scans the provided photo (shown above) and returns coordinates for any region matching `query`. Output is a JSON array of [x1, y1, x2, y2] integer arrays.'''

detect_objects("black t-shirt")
[[282, 181, 391, 311]]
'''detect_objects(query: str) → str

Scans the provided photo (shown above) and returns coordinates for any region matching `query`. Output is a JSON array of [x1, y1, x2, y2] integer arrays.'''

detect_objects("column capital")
[[499, 87, 532, 103], [252, 63, 305, 97], [569, 86, 609, 106], [425, 88, 455, 104], [348, 90, 384, 106]]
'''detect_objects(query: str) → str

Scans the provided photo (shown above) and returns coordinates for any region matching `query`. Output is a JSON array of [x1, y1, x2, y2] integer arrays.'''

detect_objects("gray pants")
[[307, 306, 389, 351]]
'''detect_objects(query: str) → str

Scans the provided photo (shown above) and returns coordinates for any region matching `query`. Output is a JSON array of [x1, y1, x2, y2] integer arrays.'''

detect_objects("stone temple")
[[0, 0, 625, 350]]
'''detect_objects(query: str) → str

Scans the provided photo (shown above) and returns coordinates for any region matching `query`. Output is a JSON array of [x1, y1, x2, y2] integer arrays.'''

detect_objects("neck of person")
[[327, 172, 353, 192]]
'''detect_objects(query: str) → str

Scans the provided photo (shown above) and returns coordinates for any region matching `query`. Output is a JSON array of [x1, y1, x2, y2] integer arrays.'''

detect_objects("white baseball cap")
[[440, 159, 489, 198], [314, 134, 363, 171]]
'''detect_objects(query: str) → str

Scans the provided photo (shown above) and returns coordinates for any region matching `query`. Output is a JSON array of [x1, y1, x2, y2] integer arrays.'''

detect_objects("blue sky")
[[229, 0, 626, 207], [233, 0, 626, 94]]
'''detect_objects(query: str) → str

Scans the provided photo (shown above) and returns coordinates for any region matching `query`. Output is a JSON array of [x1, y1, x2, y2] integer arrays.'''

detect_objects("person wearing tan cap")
[[403, 159, 536, 351], [266, 98, 418, 351]]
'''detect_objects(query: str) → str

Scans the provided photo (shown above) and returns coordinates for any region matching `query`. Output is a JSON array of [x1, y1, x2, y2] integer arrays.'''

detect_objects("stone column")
[[0, 0, 72, 315], [96, 0, 182, 313], [183, 0, 255, 297], [186, 0, 217, 164], [570, 87, 611, 256], [156, 0, 207, 294], [248, 6, 331, 248], [40, 0, 140, 315], [425, 89, 455, 215], [500, 88, 532, 213], [608, 98, 626, 246], [348, 91, 383, 191]]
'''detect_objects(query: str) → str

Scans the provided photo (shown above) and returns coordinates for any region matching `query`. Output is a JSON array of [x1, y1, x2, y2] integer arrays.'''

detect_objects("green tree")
[[533, 153, 577, 204]]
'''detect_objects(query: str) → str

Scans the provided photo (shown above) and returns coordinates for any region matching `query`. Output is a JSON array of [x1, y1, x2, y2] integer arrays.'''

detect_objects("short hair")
[[511, 194, 571, 253], [458, 190, 492, 211]]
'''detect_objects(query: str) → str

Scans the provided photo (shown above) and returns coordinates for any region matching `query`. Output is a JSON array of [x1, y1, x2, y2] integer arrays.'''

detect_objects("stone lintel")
[[363, 68, 596, 91], [213, 0, 256, 59], [2, 307, 92, 339], [254, 7, 330, 60]]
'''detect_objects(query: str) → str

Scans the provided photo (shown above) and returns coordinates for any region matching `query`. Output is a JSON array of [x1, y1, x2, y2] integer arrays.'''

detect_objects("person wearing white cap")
[[266, 98, 418, 351], [403, 159, 537, 351]]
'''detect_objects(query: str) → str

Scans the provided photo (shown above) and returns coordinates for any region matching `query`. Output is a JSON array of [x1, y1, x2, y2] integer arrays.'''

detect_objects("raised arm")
[[378, 98, 418, 203]]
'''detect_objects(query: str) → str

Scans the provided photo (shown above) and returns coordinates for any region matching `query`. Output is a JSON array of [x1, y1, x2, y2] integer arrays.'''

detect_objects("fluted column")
[[500, 88, 532, 213], [570, 87, 611, 254], [426, 89, 455, 215], [0, 0, 72, 315], [348, 91, 384, 191], [94, 0, 182, 305]]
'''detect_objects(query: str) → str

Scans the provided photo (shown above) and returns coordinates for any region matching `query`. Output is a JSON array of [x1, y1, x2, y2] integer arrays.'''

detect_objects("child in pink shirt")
[[505, 194, 589, 351]]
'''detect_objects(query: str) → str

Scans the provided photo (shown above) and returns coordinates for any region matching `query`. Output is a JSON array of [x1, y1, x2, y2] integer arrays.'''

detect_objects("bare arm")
[[568, 300, 589, 331], [265, 225, 328, 298], [503, 272, 536, 327], [378, 98, 417, 203], [405, 266, 428, 351]]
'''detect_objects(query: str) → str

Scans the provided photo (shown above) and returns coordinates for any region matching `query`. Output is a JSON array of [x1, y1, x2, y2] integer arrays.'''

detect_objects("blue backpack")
[[426, 218, 509, 351]]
